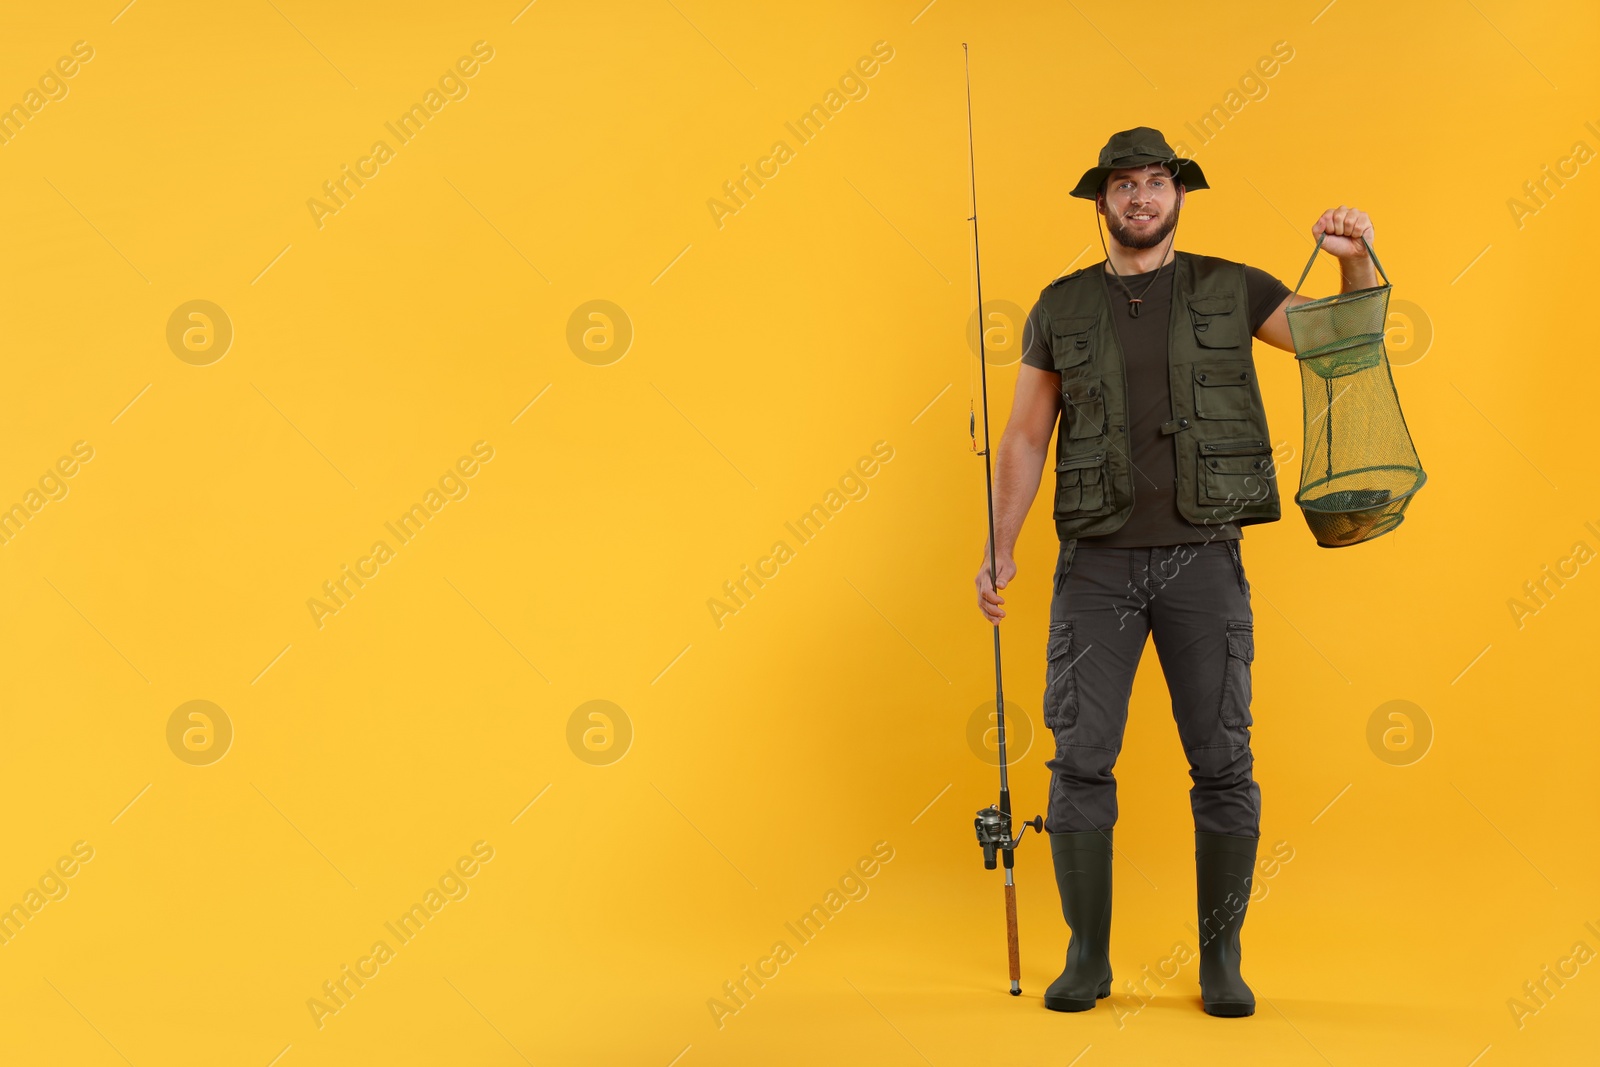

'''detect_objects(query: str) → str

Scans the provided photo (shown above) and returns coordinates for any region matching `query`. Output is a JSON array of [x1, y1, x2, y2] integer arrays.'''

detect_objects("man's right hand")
[[975, 551, 1018, 625], [972, 362, 1060, 626]]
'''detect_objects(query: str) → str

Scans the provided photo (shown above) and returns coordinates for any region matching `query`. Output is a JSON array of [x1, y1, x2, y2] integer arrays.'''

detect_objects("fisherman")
[[972, 126, 1377, 1017]]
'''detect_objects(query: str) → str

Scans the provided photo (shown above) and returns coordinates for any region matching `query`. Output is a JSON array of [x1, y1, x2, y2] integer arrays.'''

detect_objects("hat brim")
[[1070, 155, 1208, 200]]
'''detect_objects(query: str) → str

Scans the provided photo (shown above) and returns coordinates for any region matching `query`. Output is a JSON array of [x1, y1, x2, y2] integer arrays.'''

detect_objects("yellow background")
[[0, 1, 1595, 1063]]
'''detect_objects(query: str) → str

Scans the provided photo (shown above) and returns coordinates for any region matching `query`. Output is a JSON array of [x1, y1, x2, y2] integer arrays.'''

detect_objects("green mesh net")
[[1286, 236, 1426, 548]]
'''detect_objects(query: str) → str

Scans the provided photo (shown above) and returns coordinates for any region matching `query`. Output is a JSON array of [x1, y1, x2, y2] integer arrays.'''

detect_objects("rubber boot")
[[1195, 831, 1258, 1017], [1042, 830, 1113, 1012]]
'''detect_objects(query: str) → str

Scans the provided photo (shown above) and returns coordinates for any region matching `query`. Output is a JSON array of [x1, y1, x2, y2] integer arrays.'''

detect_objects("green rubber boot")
[[1043, 830, 1113, 1012], [1196, 831, 1258, 1018]]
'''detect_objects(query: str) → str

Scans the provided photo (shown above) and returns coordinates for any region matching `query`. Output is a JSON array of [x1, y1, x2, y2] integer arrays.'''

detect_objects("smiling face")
[[1098, 163, 1184, 251]]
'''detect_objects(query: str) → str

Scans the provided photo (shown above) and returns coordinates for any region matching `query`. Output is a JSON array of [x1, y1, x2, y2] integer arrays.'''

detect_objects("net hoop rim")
[[1286, 281, 1391, 318], [1295, 467, 1428, 512]]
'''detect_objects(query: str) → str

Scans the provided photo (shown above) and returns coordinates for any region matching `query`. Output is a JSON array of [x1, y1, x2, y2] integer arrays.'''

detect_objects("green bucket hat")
[[1070, 126, 1208, 200]]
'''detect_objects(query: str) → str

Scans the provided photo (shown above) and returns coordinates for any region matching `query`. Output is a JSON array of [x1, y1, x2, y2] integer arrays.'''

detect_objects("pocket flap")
[[1226, 622, 1254, 662], [1057, 451, 1105, 472], [1206, 454, 1272, 475], [1062, 378, 1101, 403], [1188, 295, 1236, 317], [1050, 314, 1098, 345], [1050, 314, 1096, 371], [1189, 297, 1241, 347], [1194, 362, 1253, 387]]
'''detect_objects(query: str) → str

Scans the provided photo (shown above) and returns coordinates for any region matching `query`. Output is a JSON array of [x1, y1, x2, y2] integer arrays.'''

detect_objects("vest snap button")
[[1198, 373, 1207, 382], [1239, 372, 1248, 380], [1179, 419, 1189, 427]]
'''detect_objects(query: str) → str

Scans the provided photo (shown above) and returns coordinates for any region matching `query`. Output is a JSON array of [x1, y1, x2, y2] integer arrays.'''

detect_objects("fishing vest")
[[1039, 251, 1281, 541]]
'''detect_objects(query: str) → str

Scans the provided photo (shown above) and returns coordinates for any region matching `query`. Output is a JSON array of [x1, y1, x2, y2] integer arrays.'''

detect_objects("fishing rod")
[[963, 42, 1043, 998]]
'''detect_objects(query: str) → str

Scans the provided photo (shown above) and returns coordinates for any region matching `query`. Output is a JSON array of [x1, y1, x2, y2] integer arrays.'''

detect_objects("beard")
[[1105, 199, 1180, 251]]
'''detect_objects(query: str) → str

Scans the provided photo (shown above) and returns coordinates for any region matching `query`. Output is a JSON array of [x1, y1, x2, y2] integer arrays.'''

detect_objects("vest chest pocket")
[[1055, 451, 1107, 517], [1197, 440, 1275, 508], [1193, 360, 1257, 421], [1188, 295, 1241, 349], [1062, 377, 1105, 438], [1049, 315, 1097, 373]]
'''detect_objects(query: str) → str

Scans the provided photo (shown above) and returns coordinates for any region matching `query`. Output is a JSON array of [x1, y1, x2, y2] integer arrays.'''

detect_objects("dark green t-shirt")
[[1020, 257, 1291, 548]]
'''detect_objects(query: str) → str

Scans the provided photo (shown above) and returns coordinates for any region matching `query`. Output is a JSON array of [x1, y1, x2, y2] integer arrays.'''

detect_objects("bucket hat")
[[1070, 126, 1208, 200]]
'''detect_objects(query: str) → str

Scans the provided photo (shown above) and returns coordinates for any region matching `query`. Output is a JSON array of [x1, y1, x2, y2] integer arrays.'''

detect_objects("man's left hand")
[[1312, 205, 1375, 260]]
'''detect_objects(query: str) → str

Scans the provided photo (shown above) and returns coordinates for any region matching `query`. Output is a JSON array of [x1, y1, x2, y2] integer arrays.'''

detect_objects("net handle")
[[1293, 231, 1390, 295]]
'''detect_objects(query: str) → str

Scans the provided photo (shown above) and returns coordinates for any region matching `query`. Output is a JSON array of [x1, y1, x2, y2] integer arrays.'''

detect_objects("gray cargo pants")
[[1042, 538, 1261, 838]]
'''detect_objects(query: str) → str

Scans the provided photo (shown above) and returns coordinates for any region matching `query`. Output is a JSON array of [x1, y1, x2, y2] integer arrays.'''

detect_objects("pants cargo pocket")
[[1043, 621, 1079, 731], [1218, 620, 1254, 728]]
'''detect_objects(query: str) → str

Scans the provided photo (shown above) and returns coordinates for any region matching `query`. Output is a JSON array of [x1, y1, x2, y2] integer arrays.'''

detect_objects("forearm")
[[987, 426, 1050, 560]]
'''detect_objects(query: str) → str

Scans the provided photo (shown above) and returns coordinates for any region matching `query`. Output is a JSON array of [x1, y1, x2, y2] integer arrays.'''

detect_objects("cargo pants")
[[1042, 538, 1261, 838]]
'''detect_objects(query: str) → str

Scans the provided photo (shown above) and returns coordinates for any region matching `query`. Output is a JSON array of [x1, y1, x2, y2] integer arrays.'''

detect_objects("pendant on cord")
[[1127, 299, 1142, 318]]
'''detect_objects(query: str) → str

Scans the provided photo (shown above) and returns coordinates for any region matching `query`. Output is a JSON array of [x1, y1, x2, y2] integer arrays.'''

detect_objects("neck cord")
[[1095, 210, 1178, 318]]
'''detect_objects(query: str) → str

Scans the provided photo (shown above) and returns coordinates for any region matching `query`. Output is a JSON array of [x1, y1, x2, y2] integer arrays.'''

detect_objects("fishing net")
[[1286, 235, 1426, 548]]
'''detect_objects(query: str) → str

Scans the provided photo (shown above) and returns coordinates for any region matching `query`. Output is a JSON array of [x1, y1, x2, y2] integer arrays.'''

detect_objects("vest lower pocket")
[[1055, 451, 1107, 517], [1193, 360, 1257, 420], [1063, 377, 1105, 438], [1197, 442, 1275, 509]]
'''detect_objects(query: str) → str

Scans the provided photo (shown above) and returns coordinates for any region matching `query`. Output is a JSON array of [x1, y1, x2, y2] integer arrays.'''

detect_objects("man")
[[972, 127, 1377, 1017]]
